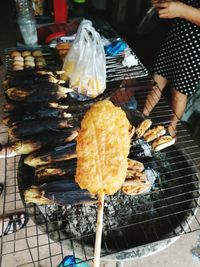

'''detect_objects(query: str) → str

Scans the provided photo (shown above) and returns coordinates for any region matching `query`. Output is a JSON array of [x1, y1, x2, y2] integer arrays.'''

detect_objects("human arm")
[[154, 1, 200, 26]]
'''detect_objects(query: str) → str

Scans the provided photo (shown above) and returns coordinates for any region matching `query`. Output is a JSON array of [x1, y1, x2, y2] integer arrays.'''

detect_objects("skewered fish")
[[24, 142, 77, 167], [8, 119, 71, 138], [76, 100, 131, 195], [24, 180, 96, 205]]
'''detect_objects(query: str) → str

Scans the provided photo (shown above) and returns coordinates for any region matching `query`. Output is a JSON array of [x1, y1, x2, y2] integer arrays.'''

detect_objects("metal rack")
[[0, 49, 200, 267]]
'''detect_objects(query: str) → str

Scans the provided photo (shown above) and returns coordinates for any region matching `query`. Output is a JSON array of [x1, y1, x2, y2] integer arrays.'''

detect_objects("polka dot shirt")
[[153, 0, 200, 96]]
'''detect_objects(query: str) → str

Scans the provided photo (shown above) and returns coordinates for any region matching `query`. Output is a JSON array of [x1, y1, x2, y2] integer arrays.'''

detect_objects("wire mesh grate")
[[0, 51, 200, 266]]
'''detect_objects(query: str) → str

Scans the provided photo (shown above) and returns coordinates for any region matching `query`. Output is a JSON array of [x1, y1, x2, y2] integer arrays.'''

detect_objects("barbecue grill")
[[0, 47, 200, 267]]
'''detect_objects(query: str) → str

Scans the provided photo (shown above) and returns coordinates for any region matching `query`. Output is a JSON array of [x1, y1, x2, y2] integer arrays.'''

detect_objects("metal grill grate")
[[0, 59, 200, 266]]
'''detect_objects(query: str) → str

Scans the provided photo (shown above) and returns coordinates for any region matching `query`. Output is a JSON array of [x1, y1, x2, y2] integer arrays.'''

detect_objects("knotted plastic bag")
[[61, 20, 106, 99]]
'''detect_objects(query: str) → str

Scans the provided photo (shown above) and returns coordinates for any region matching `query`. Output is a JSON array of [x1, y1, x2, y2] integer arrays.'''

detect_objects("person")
[[143, 0, 200, 137]]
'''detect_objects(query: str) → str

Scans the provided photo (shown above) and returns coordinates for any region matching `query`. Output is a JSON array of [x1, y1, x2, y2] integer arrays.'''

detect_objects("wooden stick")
[[93, 193, 105, 267]]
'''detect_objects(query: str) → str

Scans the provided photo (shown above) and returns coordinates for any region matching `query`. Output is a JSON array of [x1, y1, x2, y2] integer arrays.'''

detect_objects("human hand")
[[153, 1, 186, 19]]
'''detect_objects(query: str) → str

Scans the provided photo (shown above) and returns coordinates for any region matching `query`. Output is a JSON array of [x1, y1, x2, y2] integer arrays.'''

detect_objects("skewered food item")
[[35, 61, 46, 68], [6, 85, 72, 102], [76, 100, 131, 195], [24, 61, 35, 68], [3, 101, 69, 113], [8, 119, 71, 138], [130, 125, 135, 138], [13, 65, 24, 71], [0, 129, 78, 157], [24, 180, 96, 205], [0, 144, 17, 158], [7, 128, 78, 155], [22, 51, 31, 57], [3, 108, 71, 125], [55, 42, 72, 61], [136, 119, 152, 138], [13, 56, 24, 62], [2, 72, 64, 91], [35, 159, 76, 181], [127, 158, 144, 172], [144, 125, 166, 142], [10, 51, 21, 58], [24, 142, 77, 167], [13, 62, 24, 68], [32, 50, 43, 57], [122, 170, 151, 196], [152, 135, 176, 151], [24, 56, 34, 61], [10, 50, 46, 71]]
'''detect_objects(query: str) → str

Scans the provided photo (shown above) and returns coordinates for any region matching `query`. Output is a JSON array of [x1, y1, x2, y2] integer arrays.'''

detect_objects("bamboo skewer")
[[93, 193, 105, 267]]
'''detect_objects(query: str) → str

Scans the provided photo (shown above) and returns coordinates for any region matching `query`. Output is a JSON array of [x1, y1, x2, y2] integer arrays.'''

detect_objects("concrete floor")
[[0, 1, 200, 266]]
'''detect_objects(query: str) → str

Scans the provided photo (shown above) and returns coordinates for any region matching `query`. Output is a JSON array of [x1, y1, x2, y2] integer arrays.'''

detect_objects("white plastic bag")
[[61, 20, 106, 99]]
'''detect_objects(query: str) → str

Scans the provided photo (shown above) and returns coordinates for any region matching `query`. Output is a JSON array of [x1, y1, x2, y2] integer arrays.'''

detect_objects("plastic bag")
[[61, 20, 106, 99]]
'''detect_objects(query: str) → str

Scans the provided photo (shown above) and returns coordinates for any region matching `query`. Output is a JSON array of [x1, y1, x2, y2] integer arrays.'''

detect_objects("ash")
[[37, 139, 161, 239], [37, 189, 160, 240]]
